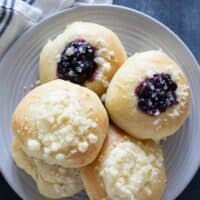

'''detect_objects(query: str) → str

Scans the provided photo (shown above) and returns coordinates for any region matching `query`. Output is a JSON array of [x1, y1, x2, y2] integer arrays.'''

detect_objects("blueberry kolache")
[[105, 50, 190, 140], [39, 22, 127, 96]]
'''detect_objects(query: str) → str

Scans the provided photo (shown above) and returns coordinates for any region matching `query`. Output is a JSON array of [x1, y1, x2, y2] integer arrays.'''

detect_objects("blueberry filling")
[[135, 73, 178, 116], [57, 39, 97, 84]]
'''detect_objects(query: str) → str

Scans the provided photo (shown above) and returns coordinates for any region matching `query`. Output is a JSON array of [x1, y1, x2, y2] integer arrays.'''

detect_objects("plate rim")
[[0, 4, 199, 200]]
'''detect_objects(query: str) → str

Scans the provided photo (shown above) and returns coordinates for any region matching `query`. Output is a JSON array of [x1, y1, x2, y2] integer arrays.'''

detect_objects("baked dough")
[[81, 125, 166, 200], [12, 137, 83, 199], [39, 22, 127, 96], [105, 50, 190, 140], [12, 80, 109, 168]]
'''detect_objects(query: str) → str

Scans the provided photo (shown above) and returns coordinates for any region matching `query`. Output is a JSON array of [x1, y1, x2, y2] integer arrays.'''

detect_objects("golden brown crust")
[[105, 50, 191, 140], [12, 80, 109, 168], [39, 22, 127, 96], [81, 125, 166, 200]]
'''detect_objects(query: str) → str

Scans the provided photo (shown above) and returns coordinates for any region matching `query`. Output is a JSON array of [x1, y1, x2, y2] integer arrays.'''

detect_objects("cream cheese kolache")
[[12, 80, 109, 168], [39, 22, 127, 96], [81, 125, 166, 200], [105, 50, 191, 140]]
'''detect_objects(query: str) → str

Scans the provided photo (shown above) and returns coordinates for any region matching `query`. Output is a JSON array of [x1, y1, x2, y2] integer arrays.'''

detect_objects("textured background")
[[1, 0, 200, 199]]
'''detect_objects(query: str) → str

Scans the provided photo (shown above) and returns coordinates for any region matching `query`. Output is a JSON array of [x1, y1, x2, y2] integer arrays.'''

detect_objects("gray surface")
[[0, 1, 200, 200], [114, 0, 200, 63]]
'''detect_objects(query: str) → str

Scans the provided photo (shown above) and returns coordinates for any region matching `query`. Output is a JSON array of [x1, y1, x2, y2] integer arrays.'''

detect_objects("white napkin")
[[0, 0, 113, 58]]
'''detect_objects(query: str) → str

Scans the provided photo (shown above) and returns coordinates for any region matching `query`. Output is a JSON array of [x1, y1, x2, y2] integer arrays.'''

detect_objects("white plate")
[[0, 5, 199, 200]]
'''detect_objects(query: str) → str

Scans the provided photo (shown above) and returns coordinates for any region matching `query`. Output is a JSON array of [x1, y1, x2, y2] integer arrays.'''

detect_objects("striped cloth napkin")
[[0, 0, 113, 58]]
